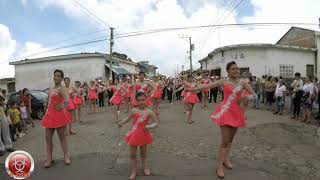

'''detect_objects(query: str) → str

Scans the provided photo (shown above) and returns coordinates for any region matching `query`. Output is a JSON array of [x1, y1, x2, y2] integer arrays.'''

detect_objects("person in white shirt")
[[290, 72, 304, 120], [274, 80, 286, 115], [0, 92, 15, 156], [301, 75, 316, 123]]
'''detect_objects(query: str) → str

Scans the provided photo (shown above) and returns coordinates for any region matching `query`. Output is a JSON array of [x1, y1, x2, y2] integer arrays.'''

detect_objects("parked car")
[[7, 90, 47, 119]]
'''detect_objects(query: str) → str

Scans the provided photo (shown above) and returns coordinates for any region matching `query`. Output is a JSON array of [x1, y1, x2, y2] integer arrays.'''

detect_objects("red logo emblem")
[[5, 150, 34, 180]]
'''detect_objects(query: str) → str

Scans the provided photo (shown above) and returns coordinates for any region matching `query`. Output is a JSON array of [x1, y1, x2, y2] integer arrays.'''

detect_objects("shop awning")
[[105, 64, 131, 75]]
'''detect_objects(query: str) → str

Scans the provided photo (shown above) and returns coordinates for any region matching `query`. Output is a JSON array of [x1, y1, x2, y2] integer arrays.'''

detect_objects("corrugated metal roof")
[[105, 64, 131, 75]]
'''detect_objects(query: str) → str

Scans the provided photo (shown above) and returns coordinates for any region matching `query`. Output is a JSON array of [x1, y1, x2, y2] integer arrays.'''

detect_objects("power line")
[[17, 37, 110, 59], [71, 0, 134, 56], [198, 0, 246, 54], [14, 22, 319, 60], [115, 22, 318, 38], [71, 0, 111, 28], [44, 29, 107, 47], [197, 0, 239, 50]]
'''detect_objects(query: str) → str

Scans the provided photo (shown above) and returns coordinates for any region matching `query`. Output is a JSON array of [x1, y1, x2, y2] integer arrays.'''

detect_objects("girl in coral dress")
[[118, 92, 158, 180], [41, 69, 72, 168], [107, 79, 125, 122], [124, 77, 134, 113], [175, 78, 188, 113], [64, 77, 76, 135], [131, 72, 153, 108], [151, 76, 163, 115], [200, 72, 211, 107], [74, 81, 84, 122], [194, 61, 257, 178], [88, 81, 98, 114], [183, 75, 200, 124]]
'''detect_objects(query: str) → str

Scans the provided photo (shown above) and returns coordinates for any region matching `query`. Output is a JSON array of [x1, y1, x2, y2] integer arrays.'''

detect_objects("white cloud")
[[0, 24, 16, 63], [18, 42, 59, 59], [0, 63, 14, 79], [0, 24, 16, 78], [34, 0, 320, 75], [21, 0, 28, 7]]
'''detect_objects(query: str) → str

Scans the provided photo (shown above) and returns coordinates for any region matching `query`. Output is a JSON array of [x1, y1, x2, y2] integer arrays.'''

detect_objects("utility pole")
[[180, 35, 194, 75], [109, 27, 114, 79], [189, 37, 194, 75]]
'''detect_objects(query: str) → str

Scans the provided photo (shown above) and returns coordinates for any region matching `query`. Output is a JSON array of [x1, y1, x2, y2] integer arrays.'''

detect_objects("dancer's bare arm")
[[118, 110, 133, 127]]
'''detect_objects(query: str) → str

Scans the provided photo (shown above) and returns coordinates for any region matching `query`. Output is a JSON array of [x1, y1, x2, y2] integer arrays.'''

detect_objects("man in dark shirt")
[[209, 76, 219, 103]]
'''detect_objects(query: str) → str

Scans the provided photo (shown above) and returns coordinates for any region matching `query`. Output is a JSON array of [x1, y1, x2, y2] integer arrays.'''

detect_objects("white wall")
[[0, 84, 7, 91], [206, 47, 315, 78], [15, 57, 105, 91]]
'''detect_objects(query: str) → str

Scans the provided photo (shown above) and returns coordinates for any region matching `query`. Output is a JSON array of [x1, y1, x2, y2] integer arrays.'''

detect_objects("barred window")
[[279, 65, 294, 78]]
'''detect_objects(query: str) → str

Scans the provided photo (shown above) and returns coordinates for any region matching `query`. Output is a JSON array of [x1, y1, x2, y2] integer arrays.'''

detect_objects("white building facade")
[[200, 44, 316, 78], [10, 53, 141, 91], [199, 27, 320, 78]]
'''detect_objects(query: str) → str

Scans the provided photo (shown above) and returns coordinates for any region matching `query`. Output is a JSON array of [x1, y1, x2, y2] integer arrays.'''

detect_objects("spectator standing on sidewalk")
[[274, 80, 286, 115], [106, 79, 114, 106], [265, 76, 274, 110], [301, 75, 316, 123], [97, 80, 105, 107], [8, 103, 24, 140], [315, 77, 320, 120], [260, 75, 267, 103], [290, 72, 304, 120], [251, 76, 261, 109], [167, 79, 174, 104], [19, 88, 35, 128], [0, 91, 15, 156], [162, 79, 167, 100], [209, 76, 219, 103]]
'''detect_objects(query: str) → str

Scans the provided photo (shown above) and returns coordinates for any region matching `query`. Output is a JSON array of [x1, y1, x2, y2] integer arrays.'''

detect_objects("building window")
[[279, 65, 294, 78], [306, 64, 314, 77]]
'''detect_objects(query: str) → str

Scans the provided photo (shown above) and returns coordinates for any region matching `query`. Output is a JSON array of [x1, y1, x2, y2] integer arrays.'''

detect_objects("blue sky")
[[0, 0, 107, 56], [0, 0, 255, 60], [0, 0, 319, 78]]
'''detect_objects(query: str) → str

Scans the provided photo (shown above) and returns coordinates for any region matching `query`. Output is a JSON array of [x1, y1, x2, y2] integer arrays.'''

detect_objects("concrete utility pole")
[[109, 27, 114, 79], [180, 35, 194, 75]]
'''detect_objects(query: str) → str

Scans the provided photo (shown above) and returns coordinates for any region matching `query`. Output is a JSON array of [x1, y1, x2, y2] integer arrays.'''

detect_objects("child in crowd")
[[8, 103, 24, 140], [118, 92, 158, 180], [20, 101, 28, 133]]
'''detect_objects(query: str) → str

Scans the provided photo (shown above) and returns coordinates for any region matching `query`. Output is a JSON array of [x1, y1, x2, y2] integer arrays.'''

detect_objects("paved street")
[[1, 101, 320, 180]]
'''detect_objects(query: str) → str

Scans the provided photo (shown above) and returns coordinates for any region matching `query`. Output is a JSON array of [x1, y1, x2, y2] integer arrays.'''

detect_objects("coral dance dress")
[[125, 111, 153, 146], [125, 84, 133, 98], [41, 88, 72, 128], [74, 88, 84, 105], [88, 86, 98, 101], [131, 83, 152, 107], [201, 79, 210, 94], [183, 83, 199, 104], [151, 83, 162, 99], [211, 82, 245, 128], [66, 88, 76, 111], [109, 86, 123, 105]]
